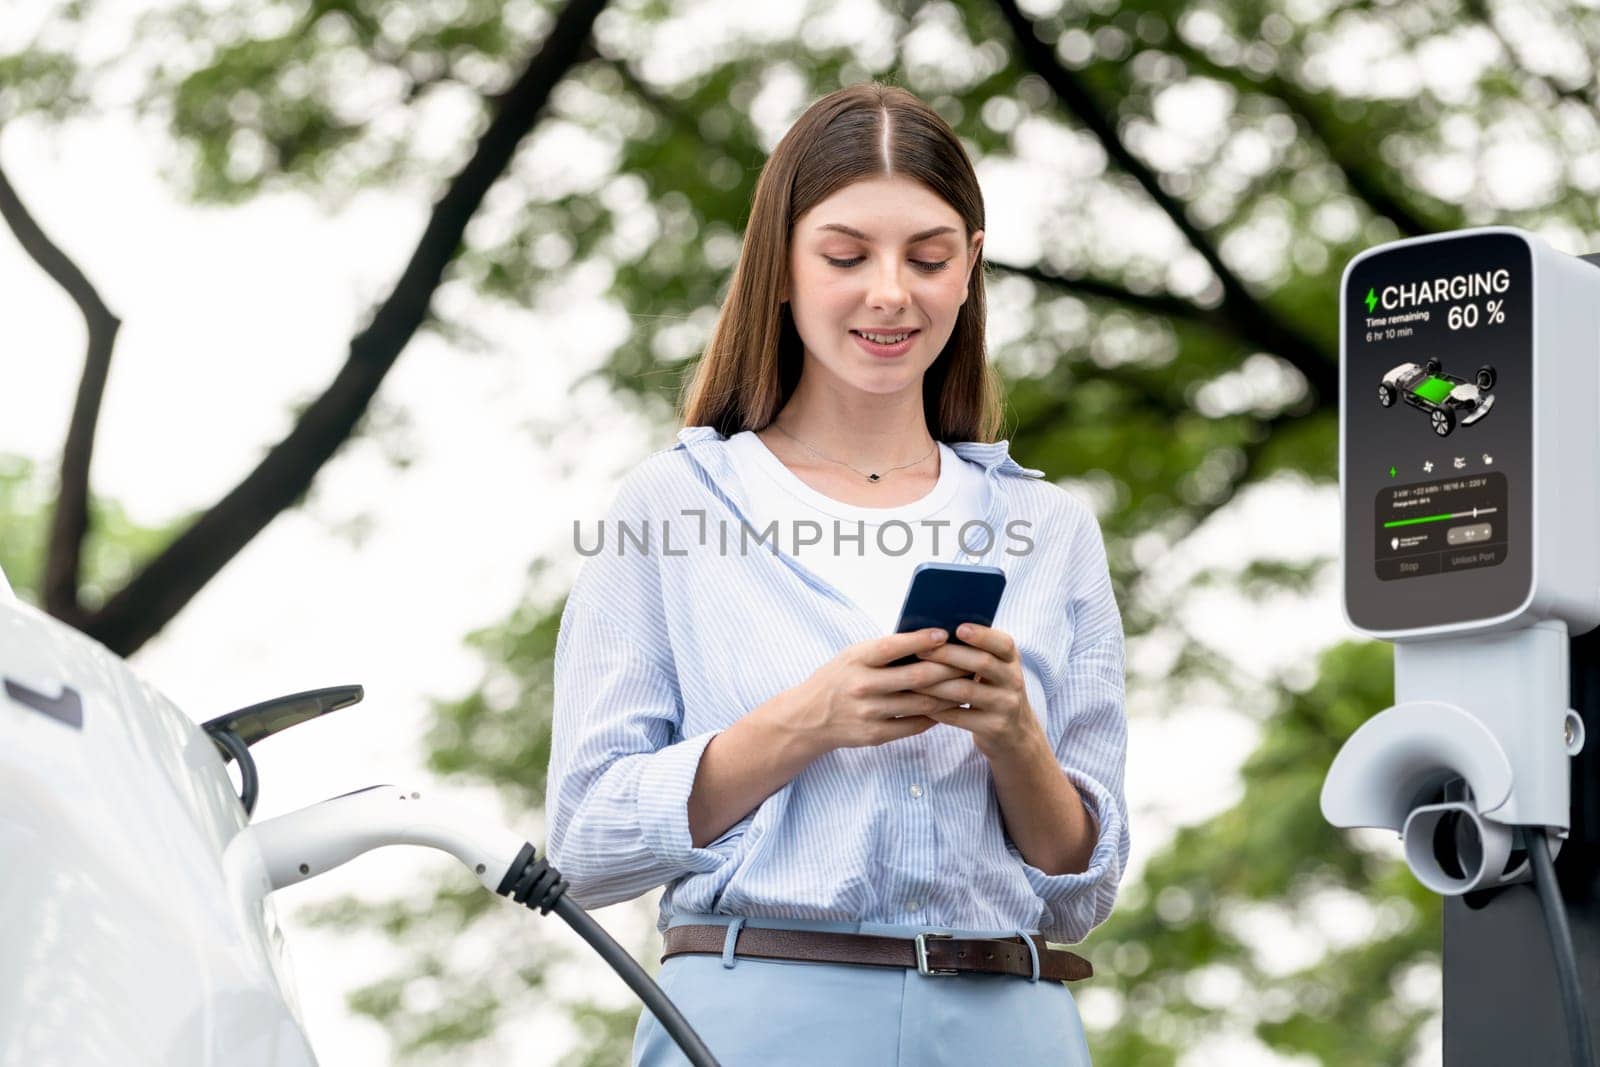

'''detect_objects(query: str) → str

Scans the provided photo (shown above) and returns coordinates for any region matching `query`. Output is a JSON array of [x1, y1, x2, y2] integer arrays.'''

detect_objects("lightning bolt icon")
[[1364, 287, 1377, 313]]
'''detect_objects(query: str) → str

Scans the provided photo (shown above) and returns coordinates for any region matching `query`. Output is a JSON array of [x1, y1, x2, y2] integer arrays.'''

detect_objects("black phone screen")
[[888, 563, 1007, 667]]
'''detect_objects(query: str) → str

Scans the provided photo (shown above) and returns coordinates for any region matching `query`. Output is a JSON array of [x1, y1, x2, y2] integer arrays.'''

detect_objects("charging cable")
[[1524, 827, 1595, 1067], [226, 784, 720, 1066]]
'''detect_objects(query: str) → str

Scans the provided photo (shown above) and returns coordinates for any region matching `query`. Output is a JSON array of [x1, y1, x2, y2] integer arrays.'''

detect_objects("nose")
[[866, 253, 911, 312]]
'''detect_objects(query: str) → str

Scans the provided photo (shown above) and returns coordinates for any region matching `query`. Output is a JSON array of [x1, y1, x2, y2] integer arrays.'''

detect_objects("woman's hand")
[[909, 622, 1047, 762], [785, 628, 974, 753]]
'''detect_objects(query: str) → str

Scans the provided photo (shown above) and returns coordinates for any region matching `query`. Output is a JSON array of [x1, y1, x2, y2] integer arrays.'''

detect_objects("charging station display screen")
[[1344, 233, 1533, 631]]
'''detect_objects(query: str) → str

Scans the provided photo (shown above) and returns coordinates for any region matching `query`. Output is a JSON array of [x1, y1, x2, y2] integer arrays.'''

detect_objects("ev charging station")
[[1324, 226, 1600, 1065]]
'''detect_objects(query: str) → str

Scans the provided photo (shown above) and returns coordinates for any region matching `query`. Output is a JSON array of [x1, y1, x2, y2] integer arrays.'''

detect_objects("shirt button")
[[909, 784, 923, 799], [906, 900, 921, 913]]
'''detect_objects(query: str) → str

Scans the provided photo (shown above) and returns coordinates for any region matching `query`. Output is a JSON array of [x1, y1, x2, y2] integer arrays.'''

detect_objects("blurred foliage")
[[0, 0, 96, 123], [15, 0, 1600, 1061], [133, 0, 545, 202]]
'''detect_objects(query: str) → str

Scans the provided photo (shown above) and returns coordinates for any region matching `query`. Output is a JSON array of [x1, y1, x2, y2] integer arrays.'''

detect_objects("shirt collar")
[[673, 425, 1046, 480]]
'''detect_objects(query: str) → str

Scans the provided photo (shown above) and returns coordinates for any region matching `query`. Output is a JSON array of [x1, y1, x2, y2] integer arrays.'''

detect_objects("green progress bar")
[[1383, 505, 1498, 529], [1383, 513, 1457, 528]]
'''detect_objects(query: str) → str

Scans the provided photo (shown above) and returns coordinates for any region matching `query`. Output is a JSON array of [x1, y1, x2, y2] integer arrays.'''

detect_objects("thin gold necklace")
[[769, 420, 937, 483]]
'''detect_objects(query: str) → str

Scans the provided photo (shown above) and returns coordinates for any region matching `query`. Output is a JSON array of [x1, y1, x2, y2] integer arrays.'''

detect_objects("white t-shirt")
[[724, 430, 989, 636]]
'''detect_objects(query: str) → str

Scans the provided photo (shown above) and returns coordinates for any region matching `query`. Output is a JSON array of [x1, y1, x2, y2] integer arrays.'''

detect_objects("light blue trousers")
[[631, 913, 1094, 1066]]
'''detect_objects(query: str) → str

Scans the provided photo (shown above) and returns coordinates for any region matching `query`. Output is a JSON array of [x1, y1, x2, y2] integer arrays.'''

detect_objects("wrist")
[[756, 687, 831, 769], [981, 715, 1050, 768]]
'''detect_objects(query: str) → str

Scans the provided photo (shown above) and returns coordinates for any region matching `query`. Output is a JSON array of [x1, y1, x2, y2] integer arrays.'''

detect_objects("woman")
[[545, 81, 1128, 1065]]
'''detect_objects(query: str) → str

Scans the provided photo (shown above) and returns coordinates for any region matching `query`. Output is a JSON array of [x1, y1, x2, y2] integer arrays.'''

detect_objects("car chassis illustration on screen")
[[1378, 359, 1498, 437]]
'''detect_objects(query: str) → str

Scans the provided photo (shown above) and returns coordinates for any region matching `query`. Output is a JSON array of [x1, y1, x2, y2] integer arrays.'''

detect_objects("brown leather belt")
[[662, 924, 1093, 983]]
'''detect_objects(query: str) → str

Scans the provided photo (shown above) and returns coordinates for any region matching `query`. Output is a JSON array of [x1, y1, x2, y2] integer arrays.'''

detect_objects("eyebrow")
[[816, 224, 959, 243]]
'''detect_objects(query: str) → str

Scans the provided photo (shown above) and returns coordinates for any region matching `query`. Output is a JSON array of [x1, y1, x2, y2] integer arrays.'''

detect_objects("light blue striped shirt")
[[545, 425, 1129, 944]]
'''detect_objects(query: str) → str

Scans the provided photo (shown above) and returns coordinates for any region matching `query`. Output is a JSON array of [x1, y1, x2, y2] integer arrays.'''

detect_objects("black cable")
[[496, 844, 721, 1066], [208, 727, 259, 816], [1526, 828, 1595, 1067]]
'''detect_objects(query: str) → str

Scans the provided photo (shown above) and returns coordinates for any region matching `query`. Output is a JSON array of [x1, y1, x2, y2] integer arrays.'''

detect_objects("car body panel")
[[0, 592, 318, 1066]]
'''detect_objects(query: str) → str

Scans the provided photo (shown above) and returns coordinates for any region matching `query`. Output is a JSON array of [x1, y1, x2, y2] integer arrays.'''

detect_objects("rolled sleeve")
[[1011, 759, 1127, 943], [544, 598, 740, 909], [637, 728, 737, 875], [1025, 505, 1131, 943]]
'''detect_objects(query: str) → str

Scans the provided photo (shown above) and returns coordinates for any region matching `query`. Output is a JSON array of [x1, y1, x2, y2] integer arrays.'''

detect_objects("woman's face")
[[784, 175, 983, 396]]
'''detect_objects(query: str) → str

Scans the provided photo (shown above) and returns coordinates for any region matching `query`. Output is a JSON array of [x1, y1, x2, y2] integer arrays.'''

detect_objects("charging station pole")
[[1442, 630, 1600, 1064]]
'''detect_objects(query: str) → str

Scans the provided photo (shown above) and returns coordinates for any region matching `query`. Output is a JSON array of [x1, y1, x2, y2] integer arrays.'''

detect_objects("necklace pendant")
[[868, 473, 880, 482]]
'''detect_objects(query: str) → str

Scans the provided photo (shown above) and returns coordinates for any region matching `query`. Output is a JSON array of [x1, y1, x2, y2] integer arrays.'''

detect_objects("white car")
[[1, 568, 323, 1065], [1378, 359, 1497, 437]]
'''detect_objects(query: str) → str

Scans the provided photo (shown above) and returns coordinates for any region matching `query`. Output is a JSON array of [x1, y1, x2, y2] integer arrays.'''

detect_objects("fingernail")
[[929, 629, 946, 642], [957, 624, 972, 637]]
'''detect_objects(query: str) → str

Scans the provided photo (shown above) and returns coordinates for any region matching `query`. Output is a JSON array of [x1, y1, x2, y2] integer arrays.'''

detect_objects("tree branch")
[[82, 0, 612, 656], [0, 149, 120, 627], [989, 257, 1223, 332], [989, 0, 1336, 403]]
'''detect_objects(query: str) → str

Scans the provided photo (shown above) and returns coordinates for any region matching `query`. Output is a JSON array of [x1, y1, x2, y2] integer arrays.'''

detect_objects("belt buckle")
[[915, 931, 959, 976]]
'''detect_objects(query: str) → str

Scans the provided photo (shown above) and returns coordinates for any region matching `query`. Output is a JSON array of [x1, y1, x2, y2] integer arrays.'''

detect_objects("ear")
[[963, 229, 985, 301]]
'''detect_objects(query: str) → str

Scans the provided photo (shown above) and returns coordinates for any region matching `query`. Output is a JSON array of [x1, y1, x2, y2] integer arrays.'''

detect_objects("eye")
[[824, 256, 951, 273]]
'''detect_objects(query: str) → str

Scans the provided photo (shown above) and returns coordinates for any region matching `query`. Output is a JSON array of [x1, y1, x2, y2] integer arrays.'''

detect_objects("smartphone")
[[887, 562, 1007, 667]]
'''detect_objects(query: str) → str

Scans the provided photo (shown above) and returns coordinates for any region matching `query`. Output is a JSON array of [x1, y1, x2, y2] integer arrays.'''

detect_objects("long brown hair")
[[678, 81, 1005, 443]]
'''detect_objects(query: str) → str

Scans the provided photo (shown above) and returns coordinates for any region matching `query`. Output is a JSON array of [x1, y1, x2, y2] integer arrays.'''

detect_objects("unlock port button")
[[1446, 523, 1493, 546]]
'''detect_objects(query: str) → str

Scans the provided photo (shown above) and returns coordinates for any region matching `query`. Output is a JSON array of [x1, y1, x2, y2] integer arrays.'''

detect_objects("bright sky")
[[0, 3, 1436, 1063]]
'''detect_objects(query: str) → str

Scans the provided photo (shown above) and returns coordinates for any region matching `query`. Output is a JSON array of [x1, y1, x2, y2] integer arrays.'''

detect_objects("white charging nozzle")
[[227, 784, 529, 894], [1399, 802, 1562, 896]]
